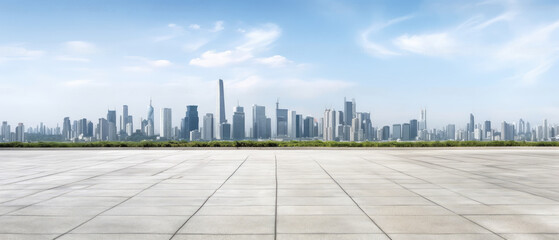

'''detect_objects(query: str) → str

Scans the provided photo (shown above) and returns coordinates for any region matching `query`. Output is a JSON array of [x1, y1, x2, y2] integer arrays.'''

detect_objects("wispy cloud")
[[64, 41, 97, 55], [0, 45, 44, 61], [394, 33, 457, 57], [190, 24, 283, 67], [359, 16, 413, 57], [122, 57, 172, 72]]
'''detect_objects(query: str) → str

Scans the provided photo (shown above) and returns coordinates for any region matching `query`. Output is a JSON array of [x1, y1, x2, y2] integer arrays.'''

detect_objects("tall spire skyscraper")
[[216, 79, 227, 139], [217, 79, 226, 124], [147, 98, 154, 136]]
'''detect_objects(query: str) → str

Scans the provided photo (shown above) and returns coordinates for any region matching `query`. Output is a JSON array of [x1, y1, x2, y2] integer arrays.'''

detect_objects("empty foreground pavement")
[[0, 148, 558, 240]]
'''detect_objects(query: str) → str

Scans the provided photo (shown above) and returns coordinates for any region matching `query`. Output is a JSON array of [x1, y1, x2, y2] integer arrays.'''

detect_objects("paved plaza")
[[0, 148, 558, 240]]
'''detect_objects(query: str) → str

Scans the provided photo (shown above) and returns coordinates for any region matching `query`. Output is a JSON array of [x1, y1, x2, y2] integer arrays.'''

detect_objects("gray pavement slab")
[[0, 148, 558, 239]]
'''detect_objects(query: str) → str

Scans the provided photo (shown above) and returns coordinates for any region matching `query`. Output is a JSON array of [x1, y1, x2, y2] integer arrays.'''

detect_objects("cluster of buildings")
[[1, 79, 558, 143]]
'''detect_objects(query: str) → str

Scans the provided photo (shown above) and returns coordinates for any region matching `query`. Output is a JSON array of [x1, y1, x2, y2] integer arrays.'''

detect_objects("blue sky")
[[1, 0, 558, 130]]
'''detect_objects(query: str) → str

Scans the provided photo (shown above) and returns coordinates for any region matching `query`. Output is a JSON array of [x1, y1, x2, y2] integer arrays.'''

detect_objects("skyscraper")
[[447, 124, 456, 140], [216, 79, 227, 139], [303, 116, 315, 138], [107, 110, 117, 141], [121, 105, 129, 133], [252, 105, 267, 139], [98, 118, 109, 141], [147, 98, 154, 136], [402, 123, 411, 141], [1, 121, 9, 142], [543, 119, 549, 141], [232, 105, 245, 140], [419, 108, 427, 131], [409, 119, 418, 140], [276, 100, 288, 138], [62, 117, 71, 141], [15, 123, 24, 142], [392, 124, 401, 140], [182, 105, 199, 140], [160, 108, 172, 139], [323, 109, 336, 141], [343, 97, 354, 126], [202, 113, 214, 141], [469, 113, 475, 133]]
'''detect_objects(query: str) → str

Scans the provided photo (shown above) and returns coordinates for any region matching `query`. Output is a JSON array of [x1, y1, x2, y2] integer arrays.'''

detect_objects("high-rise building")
[[303, 116, 314, 138], [543, 119, 549, 141], [409, 119, 418, 140], [276, 100, 288, 138], [1, 121, 9, 142], [519, 119, 525, 134], [419, 108, 427, 131], [107, 110, 117, 141], [343, 97, 355, 126], [202, 113, 214, 141], [447, 124, 456, 140], [350, 118, 361, 141], [62, 117, 71, 141], [381, 126, 390, 141], [98, 118, 109, 141], [181, 105, 199, 140], [147, 98, 155, 136], [160, 108, 172, 139], [469, 113, 475, 133], [484, 121, 491, 136], [215, 79, 228, 139], [402, 123, 411, 141], [15, 123, 24, 142], [392, 124, 401, 140], [232, 105, 245, 140], [323, 109, 336, 141], [121, 105, 129, 133], [252, 105, 267, 139], [220, 123, 231, 140], [501, 121, 514, 141]]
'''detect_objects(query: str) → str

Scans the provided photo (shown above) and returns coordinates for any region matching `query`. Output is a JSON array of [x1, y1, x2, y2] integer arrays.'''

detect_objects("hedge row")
[[0, 140, 558, 148]]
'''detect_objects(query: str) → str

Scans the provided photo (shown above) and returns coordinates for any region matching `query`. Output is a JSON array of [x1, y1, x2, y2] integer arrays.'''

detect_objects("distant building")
[[202, 113, 214, 141], [323, 109, 336, 141], [147, 99, 155, 136], [232, 105, 245, 140], [446, 124, 456, 140], [409, 119, 418, 140], [252, 105, 267, 139], [392, 124, 401, 140], [15, 123, 24, 142], [276, 100, 288, 138], [107, 110, 117, 141], [182, 105, 199, 140], [160, 108, 172, 139], [216, 79, 227, 139], [402, 123, 410, 141]]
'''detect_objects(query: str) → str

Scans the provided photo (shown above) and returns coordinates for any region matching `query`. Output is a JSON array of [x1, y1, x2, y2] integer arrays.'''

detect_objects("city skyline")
[[1, 79, 557, 143], [1, 0, 559, 128]]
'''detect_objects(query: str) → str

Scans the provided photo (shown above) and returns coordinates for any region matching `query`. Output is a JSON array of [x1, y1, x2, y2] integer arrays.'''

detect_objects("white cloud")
[[394, 33, 457, 56], [149, 59, 172, 67], [182, 39, 209, 52], [122, 57, 172, 72], [190, 50, 252, 67], [190, 24, 282, 67], [0, 46, 44, 61], [359, 16, 412, 57], [54, 56, 90, 62], [238, 24, 281, 51], [255, 55, 292, 67], [64, 41, 97, 55], [189, 24, 201, 30], [212, 21, 224, 32]]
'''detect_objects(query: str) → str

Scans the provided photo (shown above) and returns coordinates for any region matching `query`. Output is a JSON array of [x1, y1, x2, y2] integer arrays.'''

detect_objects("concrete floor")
[[0, 149, 558, 240]]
